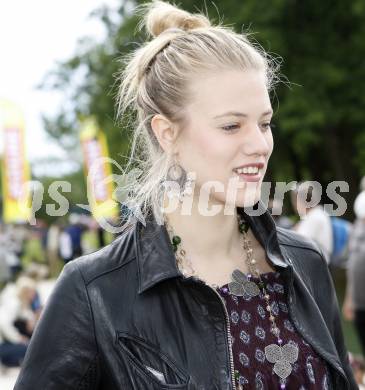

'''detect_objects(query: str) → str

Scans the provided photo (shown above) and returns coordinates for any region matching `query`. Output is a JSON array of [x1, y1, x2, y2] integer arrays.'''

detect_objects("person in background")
[[291, 182, 333, 262], [59, 214, 86, 263], [0, 276, 40, 367], [0, 223, 24, 280], [0, 223, 11, 283], [58, 220, 73, 263], [354, 175, 365, 222], [342, 185, 365, 355], [349, 353, 365, 389], [65, 214, 84, 260], [46, 222, 61, 276]]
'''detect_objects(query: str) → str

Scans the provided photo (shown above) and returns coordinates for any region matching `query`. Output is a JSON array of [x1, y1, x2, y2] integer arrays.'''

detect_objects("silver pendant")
[[227, 269, 260, 297], [264, 343, 299, 379]]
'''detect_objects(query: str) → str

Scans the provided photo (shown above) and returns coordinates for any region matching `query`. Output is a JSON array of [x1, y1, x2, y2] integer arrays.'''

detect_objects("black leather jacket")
[[14, 205, 358, 389]]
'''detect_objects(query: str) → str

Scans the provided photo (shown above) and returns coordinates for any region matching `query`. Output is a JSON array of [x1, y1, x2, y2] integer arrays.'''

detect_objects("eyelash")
[[221, 122, 275, 132]]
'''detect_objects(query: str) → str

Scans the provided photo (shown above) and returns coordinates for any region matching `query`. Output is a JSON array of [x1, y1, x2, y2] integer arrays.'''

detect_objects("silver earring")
[[180, 173, 195, 202], [165, 157, 195, 202]]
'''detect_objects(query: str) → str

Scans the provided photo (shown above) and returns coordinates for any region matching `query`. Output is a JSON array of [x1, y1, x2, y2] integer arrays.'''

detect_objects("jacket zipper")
[[184, 275, 237, 390], [208, 284, 237, 390]]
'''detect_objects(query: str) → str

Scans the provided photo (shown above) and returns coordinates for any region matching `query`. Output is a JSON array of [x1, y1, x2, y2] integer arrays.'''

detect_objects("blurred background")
[[1, 0, 365, 388]]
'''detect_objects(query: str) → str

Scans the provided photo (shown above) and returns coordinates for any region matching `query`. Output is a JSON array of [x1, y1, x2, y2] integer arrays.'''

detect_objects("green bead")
[[239, 222, 249, 233], [258, 281, 265, 289], [172, 235, 181, 245], [234, 370, 240, 379]]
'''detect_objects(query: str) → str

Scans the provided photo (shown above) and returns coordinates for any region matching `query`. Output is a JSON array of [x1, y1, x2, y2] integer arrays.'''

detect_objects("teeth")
[[235, 166, 260, 175]]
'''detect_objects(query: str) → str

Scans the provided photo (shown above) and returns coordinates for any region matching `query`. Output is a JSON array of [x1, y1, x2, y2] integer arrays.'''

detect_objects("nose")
[[242, 124, 272, 157]]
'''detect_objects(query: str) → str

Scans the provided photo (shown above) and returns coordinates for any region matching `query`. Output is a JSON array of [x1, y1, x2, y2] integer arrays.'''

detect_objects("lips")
[[233, 163, 265, 182], [233, 162, 265, 171]]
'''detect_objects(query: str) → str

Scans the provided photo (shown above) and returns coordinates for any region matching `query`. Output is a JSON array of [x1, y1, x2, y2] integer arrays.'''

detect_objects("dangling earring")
[[165, 155, 195, 203], [180, 173, 195, 201]]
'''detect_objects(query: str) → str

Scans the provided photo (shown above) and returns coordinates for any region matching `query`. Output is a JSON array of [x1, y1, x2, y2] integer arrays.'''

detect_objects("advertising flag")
[[0, 100, 31, 223], [79, 118, 118, 220]]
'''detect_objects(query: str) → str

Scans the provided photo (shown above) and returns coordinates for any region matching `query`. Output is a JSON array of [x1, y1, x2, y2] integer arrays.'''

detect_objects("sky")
[[0, 0, 121, 176]]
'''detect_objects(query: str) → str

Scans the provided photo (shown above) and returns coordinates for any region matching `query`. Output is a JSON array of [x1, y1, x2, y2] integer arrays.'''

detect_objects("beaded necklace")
[[163, 213, 299, 389]]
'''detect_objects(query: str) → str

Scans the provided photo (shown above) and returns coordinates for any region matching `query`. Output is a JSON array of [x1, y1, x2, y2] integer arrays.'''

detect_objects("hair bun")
[[138, 0, 211, 38]]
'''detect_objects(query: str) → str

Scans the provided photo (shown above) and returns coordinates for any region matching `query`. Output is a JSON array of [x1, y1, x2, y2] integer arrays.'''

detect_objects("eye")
[[261, 122, 275, 132], [221, 124, 240, 132]]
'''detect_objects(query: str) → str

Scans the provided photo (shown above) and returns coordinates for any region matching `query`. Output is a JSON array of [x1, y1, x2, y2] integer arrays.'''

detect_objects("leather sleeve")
[[14, 260, 100, 390], [319, 249, 359, 390]]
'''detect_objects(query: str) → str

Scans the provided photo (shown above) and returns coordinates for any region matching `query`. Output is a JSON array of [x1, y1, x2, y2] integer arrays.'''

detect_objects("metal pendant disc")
[[282, 343, 299, 364], [264, 344, 282, 363], [227, 281, 245, 296], [231, 269, 248, 284], [273, 360, 292, 379], [243, 281, 260, 297]]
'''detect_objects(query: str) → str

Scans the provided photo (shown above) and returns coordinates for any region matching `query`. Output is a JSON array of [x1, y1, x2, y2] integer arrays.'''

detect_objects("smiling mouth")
[[232, 165, 264, 182], [233, 166, 261, 175]]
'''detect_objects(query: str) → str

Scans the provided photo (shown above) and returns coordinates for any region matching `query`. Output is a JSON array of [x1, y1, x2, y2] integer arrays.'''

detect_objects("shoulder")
[[69, 224, 137, 286], [276, 226, 336, 308], [276, 226, 329, 273], [276, 226, 323, 254]]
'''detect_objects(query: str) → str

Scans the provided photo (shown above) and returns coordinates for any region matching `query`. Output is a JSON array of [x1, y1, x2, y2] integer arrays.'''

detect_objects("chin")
[[222, 176, 264, 210], [216, 192, 261, 216], [236, 196, 260, 209], [234, 186, 262, 207]]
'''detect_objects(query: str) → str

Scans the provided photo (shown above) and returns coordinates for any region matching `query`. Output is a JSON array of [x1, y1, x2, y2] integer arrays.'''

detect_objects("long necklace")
[[163, 213, 299, 389]]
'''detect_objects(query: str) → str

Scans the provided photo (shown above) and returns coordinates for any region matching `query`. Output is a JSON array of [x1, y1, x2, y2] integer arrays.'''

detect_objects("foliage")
[[32, 169, 88, 224], [39, 0, 365, 217]]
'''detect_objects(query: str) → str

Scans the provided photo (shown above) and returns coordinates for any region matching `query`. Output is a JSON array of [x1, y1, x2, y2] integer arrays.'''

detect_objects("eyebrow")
[[213, 109, 273, 119]]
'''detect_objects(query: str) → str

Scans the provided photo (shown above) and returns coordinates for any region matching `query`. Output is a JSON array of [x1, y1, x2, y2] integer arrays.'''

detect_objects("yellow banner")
[[79, 118, 118, 220], [0, 100, 31, 223]]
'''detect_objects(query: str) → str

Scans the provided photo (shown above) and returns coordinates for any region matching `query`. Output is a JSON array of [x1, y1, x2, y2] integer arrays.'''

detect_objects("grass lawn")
[[332, 267, 362, 355]]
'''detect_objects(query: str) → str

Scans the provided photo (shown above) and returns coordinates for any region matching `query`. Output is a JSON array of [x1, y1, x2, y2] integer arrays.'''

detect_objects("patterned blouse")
[[215, 271, 330, 389]]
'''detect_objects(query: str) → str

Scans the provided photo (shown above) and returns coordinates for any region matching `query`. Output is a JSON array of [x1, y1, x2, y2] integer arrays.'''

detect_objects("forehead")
[[185, 69, 271, 117]]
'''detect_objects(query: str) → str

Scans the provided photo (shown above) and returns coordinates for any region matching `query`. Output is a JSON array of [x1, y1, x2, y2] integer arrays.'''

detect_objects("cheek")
[[181, 129, 232, 190], [186, 127, 227, 161]]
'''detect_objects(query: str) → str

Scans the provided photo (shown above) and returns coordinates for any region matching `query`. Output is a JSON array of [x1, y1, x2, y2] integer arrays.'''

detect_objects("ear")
[[150, 114, 178, 153]]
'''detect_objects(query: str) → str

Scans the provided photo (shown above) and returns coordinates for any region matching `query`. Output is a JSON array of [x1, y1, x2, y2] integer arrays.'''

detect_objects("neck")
[[161, 194, 275, 278], [163, 194, 245, 262]]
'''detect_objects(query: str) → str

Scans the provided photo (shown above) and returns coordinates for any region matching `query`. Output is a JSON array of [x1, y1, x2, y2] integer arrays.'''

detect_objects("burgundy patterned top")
[[215, 271, 330, 389]]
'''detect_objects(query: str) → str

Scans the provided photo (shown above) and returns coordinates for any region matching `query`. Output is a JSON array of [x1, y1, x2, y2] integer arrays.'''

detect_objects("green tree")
[[40, 0, 365, 217]]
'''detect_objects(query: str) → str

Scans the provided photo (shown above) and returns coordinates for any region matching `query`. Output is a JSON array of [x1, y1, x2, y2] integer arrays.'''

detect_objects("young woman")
[[15, 1, 357, 389]]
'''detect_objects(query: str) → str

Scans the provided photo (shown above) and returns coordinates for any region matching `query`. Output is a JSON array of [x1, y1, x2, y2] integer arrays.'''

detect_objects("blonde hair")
[[16, 275, 37, 304], [115, 0, 282, 230]]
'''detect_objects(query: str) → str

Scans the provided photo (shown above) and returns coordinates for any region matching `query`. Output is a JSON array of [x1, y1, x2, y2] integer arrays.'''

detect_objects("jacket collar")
[[136, 201, 289, 294]]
